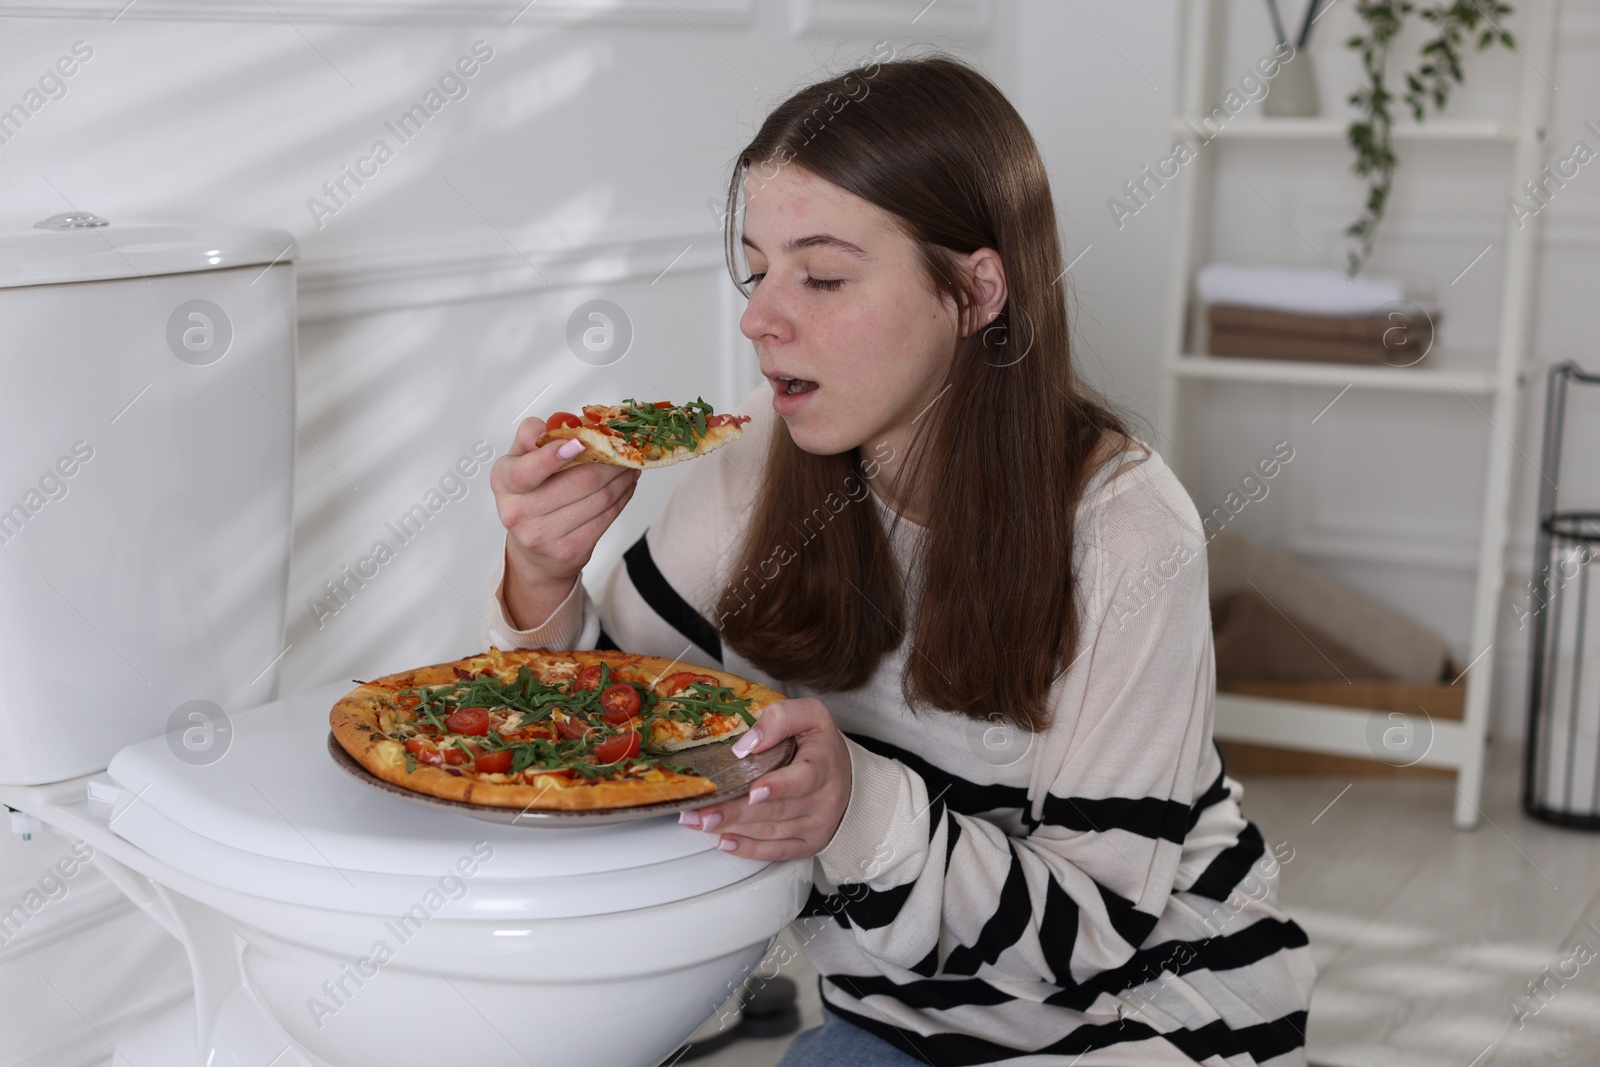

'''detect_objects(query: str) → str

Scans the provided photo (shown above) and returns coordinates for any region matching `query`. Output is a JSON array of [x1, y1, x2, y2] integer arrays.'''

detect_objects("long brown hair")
[[715, 54, 1126, 732]]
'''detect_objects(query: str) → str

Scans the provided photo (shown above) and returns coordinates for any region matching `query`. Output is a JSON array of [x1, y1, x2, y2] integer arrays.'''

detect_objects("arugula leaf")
[[382, 658, 739, 783], [654, 681, 756, 726], [510, 746, 539, 775], [604, 397, 717, 454]]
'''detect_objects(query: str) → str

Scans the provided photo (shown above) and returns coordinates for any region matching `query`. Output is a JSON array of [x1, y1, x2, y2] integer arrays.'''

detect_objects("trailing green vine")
[[1344, 1, 1516, 276]]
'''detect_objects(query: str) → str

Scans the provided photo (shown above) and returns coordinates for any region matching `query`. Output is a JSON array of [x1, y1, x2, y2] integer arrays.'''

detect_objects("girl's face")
[[738, 165, 967, 463]]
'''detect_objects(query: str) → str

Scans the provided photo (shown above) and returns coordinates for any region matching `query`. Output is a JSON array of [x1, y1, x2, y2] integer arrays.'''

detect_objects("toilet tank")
[[0, 223, 297, 784]]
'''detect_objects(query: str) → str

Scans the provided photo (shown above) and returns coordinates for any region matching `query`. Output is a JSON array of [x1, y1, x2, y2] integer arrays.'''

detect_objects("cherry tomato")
[[473, 749, 513, 775], [574, 663, 605, 691], [593, 730, 641, 764], [442, 745, 472, 766], [600, 683, 642, 724], [445, 707, 490, 736], [404, 737, 444, 766], [653, 401, 675, 409], [658, 671, 718, 696], [547, 411, 583, 430]]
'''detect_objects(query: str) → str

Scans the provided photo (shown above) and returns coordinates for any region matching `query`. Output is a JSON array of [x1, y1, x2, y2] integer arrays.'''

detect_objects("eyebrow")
[[741, 233, 870, 260]]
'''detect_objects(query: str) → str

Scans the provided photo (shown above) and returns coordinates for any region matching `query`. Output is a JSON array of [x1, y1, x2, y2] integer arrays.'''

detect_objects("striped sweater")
[[483, 392, 1316, 1065]]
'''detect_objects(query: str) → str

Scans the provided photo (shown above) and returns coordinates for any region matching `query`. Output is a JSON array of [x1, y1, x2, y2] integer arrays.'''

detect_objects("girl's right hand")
[[490, 415, 640, 630]]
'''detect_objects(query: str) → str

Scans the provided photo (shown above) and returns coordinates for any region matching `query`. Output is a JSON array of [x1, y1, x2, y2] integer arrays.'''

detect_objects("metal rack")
[[1155, 0, 1559, 828]]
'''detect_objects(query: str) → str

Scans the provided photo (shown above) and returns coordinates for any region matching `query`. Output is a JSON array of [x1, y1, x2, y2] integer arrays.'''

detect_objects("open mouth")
[[774, 375, 819, 396]]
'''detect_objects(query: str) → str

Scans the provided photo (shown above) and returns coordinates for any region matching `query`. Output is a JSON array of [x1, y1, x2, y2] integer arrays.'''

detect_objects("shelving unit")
[[1166, 353, 1499, 394], [1165, 116, 1518, 143], [1155, 0, 1559, 829]]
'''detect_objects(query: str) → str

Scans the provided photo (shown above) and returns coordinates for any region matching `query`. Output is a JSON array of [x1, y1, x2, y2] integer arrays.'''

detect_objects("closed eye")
[[739, 272, 843, 293]]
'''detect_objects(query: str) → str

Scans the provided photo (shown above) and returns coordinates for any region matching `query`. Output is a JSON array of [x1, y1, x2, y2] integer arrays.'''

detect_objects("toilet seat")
[[100, 681, 773, 920]]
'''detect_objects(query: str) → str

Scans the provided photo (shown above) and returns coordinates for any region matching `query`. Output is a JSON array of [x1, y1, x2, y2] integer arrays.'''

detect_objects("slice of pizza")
[[535, 397, 751, 469], [643, 669, 767, 752]]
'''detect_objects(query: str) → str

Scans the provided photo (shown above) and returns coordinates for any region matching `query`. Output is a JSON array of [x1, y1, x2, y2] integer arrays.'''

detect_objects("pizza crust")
[[536, 420, 746, 470], [329, 648, 786, 810]]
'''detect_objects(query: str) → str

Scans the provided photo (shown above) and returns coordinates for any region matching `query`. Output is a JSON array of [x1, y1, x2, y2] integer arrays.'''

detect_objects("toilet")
[[0, 219, 810, 1067]]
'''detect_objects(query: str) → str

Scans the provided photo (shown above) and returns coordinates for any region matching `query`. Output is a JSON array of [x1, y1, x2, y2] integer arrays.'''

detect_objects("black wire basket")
[[1523, 362, 1600, 829]]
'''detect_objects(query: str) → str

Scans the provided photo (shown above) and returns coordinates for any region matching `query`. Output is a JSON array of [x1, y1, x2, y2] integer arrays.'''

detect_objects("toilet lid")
[[101, 681, 773, 920]]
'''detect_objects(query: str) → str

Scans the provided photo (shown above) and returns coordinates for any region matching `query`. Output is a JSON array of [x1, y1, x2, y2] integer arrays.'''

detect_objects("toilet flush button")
[[33, 211, 110, 230]]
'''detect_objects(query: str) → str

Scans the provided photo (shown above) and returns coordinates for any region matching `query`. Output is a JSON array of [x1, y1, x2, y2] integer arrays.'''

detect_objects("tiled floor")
[[674, 741, 1600, 1066], [1248, 742, 1600, 1067]]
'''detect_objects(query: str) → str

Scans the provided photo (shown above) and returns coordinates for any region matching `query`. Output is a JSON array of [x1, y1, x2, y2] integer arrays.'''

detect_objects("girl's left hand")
[[677, 698, 852, 861]]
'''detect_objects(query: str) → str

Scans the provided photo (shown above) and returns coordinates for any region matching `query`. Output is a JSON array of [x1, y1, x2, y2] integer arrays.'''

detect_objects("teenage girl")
[[488, 54, 1315, 1067]]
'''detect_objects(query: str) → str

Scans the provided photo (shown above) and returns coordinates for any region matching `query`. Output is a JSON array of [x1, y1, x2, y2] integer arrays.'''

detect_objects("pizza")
[[329, 648, 785, 811], [536, 397, 752, 469]]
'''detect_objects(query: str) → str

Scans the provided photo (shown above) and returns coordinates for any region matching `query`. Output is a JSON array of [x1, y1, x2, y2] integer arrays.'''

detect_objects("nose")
[[739, 279, 793, 347]]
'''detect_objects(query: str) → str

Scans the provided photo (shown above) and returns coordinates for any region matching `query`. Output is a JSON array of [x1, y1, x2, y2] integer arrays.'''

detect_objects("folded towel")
[[1206, 305, 1436, 364], [1208, 304, 1386, 340], [1208, 328, 1391, 364], [1196, 261, 1406, 316]]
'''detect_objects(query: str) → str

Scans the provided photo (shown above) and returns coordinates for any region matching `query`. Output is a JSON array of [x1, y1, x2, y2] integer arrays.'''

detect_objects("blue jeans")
[[777, 1008, 930, 1066]]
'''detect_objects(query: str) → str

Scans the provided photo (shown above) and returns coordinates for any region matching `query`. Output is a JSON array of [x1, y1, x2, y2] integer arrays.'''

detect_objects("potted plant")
[[1342, 1, 1518, 275], [1261, 1, 1519, 275]]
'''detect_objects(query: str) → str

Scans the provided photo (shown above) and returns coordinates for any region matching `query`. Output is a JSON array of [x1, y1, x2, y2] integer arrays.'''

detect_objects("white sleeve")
[[479, 546, 602, 651]]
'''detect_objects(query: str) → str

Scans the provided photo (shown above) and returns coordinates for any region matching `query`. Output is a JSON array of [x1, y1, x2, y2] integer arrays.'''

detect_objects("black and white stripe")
[[597, 542, 1314, 1065], [621, 533, 722, 664], [485, 414, 1317, 1065]]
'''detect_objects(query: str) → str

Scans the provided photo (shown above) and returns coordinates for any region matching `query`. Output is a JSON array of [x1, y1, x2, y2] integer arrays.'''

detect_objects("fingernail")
[[748, 785, 770, 805], [700, 812, 722, 831], [718, 837, 739, 852], [678, 810, 701, 827], [556, 439, 585, 459], [731, 730, 760, 759]]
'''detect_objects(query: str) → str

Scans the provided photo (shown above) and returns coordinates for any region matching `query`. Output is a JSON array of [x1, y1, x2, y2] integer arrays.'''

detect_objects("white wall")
[[1016, 0, 1600, 742], [6, 0, 1587, 745], [1013, 0, 1181, 423], [0, 0, 1014, 696], [0, 3, 1011, 1063]]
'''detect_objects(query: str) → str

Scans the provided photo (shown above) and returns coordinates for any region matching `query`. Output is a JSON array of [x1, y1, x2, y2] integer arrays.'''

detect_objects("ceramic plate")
[[326, 732, 795, 827]]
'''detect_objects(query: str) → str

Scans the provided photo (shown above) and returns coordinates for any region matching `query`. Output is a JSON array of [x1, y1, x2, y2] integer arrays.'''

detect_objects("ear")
[[959, 247, 1008, 336]]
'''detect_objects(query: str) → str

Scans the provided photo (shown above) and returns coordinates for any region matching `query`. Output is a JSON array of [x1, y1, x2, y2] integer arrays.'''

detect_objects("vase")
[[1265, 50, 1320, 117]]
